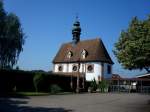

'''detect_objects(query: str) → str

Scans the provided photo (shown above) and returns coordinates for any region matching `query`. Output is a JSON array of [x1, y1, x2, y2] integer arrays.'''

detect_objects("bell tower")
[[72, 16, 81, 44]]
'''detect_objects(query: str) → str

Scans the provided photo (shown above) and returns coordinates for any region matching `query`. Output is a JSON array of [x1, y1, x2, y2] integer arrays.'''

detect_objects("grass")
[[0, 92, 49, 97], [16, 92, 74, 96], [0, 92, 74, 97], [16, 92, 50, 96]]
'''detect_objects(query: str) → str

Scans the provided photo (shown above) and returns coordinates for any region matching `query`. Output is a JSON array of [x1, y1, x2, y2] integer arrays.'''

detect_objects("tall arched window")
[[107, 65, 111, 74]]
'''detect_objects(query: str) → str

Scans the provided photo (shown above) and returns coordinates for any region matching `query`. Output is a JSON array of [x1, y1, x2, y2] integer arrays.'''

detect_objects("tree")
[[114, 16, 150, 73], [33, 73, 44, 93], [0, 1, 25, 69]]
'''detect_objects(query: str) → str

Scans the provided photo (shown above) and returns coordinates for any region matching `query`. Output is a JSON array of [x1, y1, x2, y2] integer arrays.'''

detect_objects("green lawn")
[[16, 92, 50, 96], [16, 92, 74, 96]]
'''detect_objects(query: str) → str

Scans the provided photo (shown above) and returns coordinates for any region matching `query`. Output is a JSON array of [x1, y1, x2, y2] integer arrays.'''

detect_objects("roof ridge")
[[63, 37, 101, 44], [81, 37, 101, 41]]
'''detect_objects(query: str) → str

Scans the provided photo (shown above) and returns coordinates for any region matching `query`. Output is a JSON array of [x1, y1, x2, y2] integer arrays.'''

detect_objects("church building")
[[53, 19, 113, 81]]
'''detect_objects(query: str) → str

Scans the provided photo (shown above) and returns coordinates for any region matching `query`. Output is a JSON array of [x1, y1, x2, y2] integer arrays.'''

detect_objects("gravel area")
[[0, 93, 150, 112]]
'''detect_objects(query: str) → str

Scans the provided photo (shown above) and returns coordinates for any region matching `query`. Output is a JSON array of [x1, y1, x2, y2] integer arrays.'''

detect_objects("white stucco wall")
[[54, 64, 68, 72], [85, 62, 101, 81], [53, 62, 112, 81], [54, 63, 86, 73]]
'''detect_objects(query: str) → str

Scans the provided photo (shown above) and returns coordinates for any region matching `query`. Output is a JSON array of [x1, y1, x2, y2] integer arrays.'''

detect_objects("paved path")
[[0, 93, 150, 112]]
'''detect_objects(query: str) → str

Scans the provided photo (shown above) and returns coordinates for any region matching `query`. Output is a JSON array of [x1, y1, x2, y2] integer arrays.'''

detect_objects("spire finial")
[[75, 13, 79, 21]]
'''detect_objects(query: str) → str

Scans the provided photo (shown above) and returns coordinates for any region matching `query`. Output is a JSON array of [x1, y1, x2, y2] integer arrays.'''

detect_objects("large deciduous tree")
[[0, 1, 25, 69], [114, 16, 150, 73]]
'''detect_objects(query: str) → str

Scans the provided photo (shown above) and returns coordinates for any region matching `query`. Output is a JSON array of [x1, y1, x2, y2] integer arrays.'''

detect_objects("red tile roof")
[[53, 38, 114, 64]]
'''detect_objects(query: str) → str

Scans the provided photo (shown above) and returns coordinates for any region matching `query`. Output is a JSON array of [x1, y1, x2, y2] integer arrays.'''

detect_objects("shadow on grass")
[[0, 93, 73, 112]]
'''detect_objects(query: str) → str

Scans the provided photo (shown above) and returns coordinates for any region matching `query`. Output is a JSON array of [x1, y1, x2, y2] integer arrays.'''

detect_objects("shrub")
[[89, 78, 97, 92], [50, 84, 62, 94], [98, 80, 109, 92], [33, 73, 44, 92]]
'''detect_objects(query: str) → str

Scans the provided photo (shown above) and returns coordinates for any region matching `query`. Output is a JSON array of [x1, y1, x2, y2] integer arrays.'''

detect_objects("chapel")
[[53, 19, 113, 81]]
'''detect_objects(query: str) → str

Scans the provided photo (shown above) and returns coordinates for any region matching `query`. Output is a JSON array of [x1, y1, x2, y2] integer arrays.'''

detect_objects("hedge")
[[0, 69, 85, 93]]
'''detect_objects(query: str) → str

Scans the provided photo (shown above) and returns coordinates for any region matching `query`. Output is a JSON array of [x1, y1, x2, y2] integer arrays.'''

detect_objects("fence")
[[109, 78, 150, 93]]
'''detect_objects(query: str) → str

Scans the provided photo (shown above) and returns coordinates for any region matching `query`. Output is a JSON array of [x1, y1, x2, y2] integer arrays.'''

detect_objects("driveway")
[[0, 93, 150, 112]]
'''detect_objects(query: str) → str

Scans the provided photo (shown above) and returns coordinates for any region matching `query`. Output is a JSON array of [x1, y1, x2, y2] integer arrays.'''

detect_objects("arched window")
[[67, 51, 73, 58], [81, 49, 88, 59]]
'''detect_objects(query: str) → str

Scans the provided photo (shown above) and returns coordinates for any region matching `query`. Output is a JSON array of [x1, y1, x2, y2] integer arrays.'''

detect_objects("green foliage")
[[50, 84, 62, 94], [98, 80, 109, 92], [0, 70, 75, 93], [114, 16, 150, 73], [33, 73, 44, 93], [90, 78, 97, 91], [0, 1, 25, 69]]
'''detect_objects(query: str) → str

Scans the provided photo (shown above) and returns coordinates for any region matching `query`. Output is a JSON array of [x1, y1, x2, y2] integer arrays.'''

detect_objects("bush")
[[98, 80, 109, 92], [0, 70, 74, 93], [33, 73, 44, 92], [88, 79, 97, 92], [50, 84, 62, 94]]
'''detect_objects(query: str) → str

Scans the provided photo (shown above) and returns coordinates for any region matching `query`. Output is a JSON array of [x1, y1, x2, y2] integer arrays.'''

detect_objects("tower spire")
[[72, 16, 81, 44], [75, 13, 79, 21]]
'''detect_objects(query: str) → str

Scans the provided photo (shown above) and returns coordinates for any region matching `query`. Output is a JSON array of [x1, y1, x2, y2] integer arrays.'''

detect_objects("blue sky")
[[3, 0, 150, 77]]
